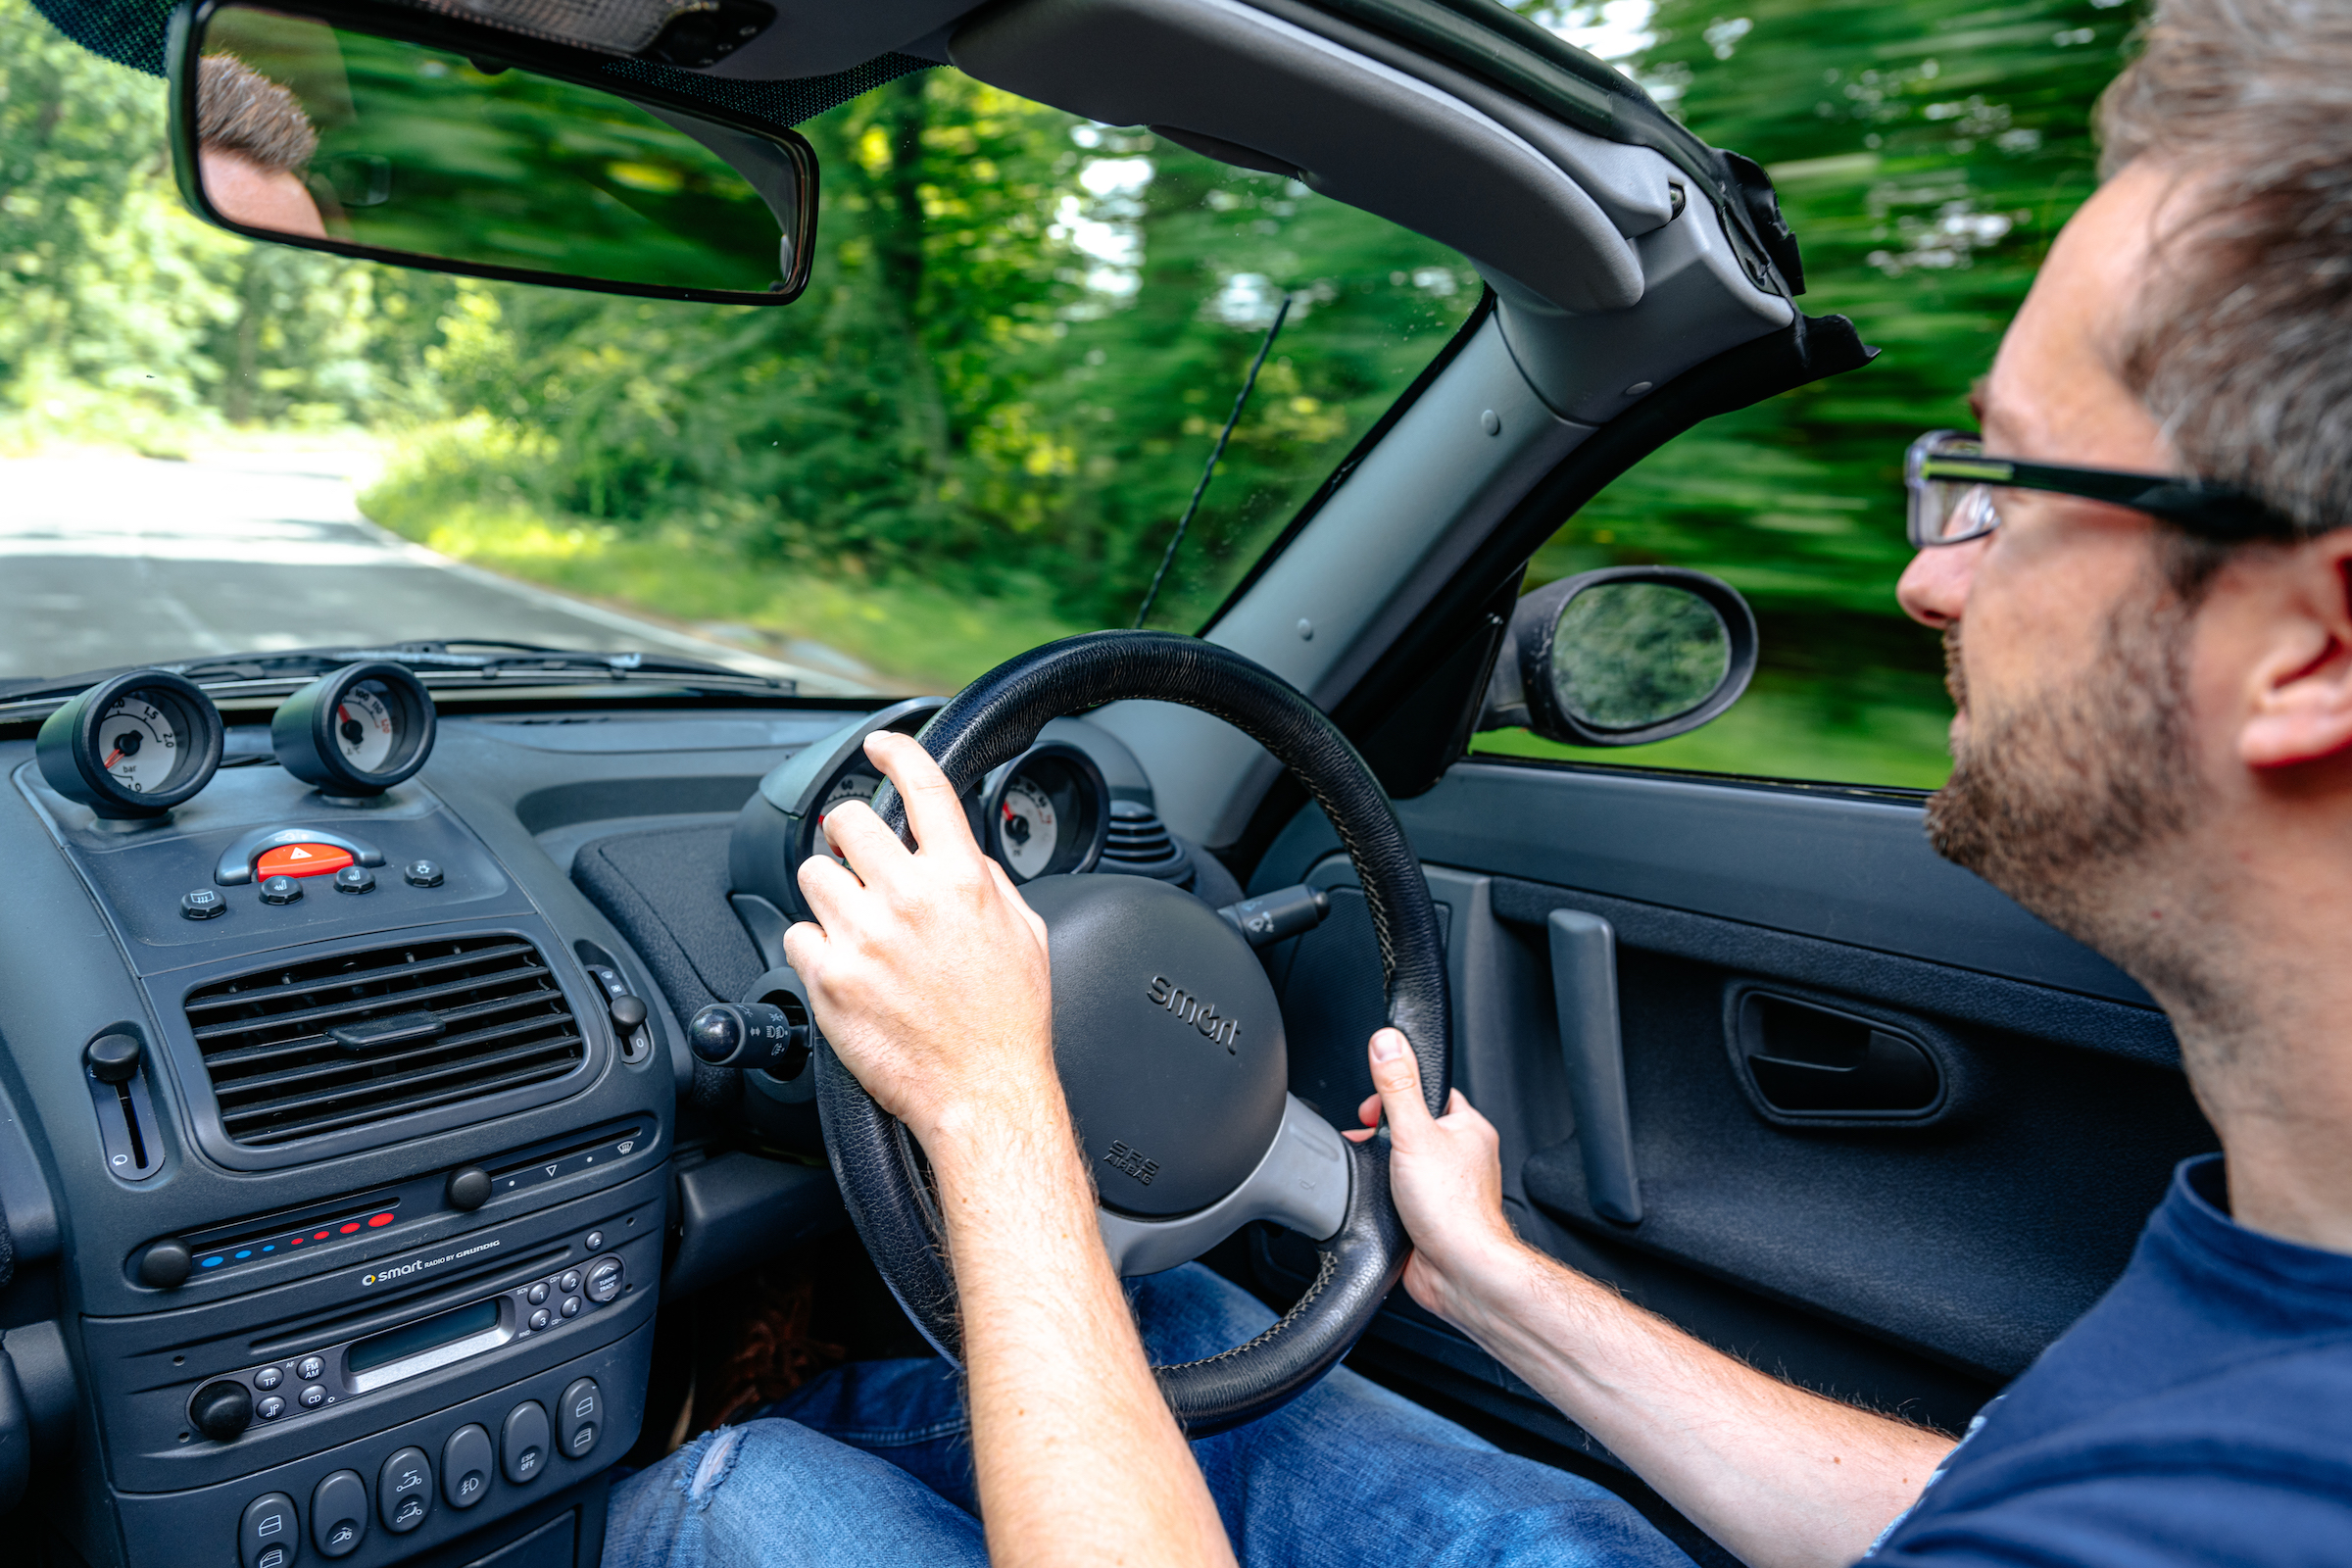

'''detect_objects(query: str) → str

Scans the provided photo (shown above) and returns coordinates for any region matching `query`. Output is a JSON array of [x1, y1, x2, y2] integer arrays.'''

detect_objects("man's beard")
[[1925, 576, 2228, 1017]]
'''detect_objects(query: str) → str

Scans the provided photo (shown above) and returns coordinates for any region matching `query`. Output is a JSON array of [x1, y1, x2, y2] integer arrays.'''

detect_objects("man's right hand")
[[1344, 1028, 1533, 1325], [1348, 1029, 1952, 1568]]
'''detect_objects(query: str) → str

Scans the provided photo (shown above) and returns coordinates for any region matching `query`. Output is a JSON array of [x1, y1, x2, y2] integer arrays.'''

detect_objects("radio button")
[[558, 1270, 581, 1295], [253, 1366, 283, 1391], [528, 1307, 551, 1332], [442, 1424, 494, 1510], [300, 1384, 327, 1409], [527, 1282, 549, 1306], [502, 1401, 550, 1485], [558, 1378, 601, 1459], [296, 1355, 324, 1382], [240, 1492, 299, 1568], [586, 1258, 623, 1302], [560, 1297, 581, 1319], [311, 1471, 367, 1559], [377, 1447, 431, 1533], [256, 1396, 286, 1421]]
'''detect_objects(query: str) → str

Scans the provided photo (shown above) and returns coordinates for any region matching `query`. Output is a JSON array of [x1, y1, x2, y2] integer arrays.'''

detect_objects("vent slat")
[[219, 1033, 583, 1129], [223, 1055, 583, 1147], [200, 988, 564, 1071], [184, 941, 540, 1013], [186, 936, 586, 1148], [189, 963, 556, 1043], [210, 1012, 576, 1104]]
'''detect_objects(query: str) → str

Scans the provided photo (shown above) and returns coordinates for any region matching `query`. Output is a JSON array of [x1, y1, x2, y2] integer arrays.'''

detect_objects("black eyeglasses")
[[1905, 430, 2296, 549]]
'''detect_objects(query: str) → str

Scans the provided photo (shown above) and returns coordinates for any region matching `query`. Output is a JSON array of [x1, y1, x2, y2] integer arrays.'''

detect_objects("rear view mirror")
[[168, 0, 815, 305], [1480, 567, 1758, 747]]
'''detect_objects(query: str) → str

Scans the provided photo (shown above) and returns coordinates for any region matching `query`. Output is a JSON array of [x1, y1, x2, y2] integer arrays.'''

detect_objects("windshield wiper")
[[0, 641, 790, 704]]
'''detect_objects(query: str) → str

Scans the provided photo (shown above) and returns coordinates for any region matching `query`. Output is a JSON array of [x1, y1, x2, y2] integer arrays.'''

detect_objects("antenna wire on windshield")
[[1133, 292, 1294, 629]]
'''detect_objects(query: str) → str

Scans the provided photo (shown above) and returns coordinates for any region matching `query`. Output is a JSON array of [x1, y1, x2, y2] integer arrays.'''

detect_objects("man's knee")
[[604, 1419, 986, 1568]]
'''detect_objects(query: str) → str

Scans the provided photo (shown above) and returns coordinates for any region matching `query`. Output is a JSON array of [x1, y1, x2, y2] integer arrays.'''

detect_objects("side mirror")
[[167, 0, 815, 305], [1480, 566, 1758, 747]]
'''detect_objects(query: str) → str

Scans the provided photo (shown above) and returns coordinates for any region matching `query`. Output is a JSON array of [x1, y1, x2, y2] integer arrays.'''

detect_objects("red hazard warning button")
[[255, 843, 355, 879]]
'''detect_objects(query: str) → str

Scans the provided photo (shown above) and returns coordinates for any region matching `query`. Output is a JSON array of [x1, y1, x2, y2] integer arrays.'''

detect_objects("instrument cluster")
[[728, 699, 1120, 927]]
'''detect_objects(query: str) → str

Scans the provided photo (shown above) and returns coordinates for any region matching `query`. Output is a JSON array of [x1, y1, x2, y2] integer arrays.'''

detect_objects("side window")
[[1474, 0, 2140, 790]]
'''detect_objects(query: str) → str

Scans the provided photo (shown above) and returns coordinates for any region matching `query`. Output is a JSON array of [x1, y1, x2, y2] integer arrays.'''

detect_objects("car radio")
[[188, 1254, 628, 1440]]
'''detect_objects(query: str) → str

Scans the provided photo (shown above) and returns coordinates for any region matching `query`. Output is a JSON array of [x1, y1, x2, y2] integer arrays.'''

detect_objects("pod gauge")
[[272, 662, 437, 795], [36, 669, 226, 817]]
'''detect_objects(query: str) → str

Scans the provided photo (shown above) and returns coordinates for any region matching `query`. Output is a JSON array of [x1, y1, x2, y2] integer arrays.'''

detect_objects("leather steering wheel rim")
[[814, 629, 1451, 1437]]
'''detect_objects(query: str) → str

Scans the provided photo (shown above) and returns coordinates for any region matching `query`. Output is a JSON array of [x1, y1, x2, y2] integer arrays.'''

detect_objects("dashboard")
[[0, 672, 1232, 1568]]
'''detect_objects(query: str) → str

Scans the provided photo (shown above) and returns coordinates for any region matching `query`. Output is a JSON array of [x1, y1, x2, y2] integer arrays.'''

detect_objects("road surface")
[[0, 446, 869, 692]]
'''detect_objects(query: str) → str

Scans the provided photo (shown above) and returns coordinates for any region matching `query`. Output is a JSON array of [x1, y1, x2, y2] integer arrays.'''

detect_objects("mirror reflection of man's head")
[[197, 55, 327, 239]]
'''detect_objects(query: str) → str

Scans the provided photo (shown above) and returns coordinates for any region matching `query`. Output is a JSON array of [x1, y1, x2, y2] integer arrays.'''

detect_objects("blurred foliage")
[[207, 12, 800, 291], [1553, 581, 1731, 730], [1484, 0, 2146, 786], [3, 0, 2149, 763]]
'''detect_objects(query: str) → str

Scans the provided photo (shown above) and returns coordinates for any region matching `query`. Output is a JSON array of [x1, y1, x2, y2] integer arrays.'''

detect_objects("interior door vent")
[[184, 935, 585, 1148], [1098, 801, 1194, 885]]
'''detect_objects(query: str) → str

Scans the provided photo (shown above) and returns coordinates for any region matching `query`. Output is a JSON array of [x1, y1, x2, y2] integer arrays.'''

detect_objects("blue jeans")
[[605, 1264, 1693, 1567]]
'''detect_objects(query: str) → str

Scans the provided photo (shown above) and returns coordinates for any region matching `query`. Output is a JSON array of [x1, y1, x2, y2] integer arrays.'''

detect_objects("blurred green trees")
[[1500, 0, 2144, 785], [1, 0, 2149, 770]]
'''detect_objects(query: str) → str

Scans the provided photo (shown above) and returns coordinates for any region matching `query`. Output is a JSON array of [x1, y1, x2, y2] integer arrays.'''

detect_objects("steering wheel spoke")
[[1098, 1094, 1349, 1277]]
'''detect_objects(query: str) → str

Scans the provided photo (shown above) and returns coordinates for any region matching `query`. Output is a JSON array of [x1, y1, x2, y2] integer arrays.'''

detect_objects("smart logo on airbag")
[[1147, 974, 1240, 1053]]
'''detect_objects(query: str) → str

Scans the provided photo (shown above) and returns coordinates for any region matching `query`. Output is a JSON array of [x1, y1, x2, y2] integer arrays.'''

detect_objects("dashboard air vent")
[[1099, 801, 1193, 885], [184, 935, 585, 1148]]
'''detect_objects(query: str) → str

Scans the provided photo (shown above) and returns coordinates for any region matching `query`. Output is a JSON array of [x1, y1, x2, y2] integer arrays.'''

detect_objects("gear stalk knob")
[[687, 1001, 811, 1078]]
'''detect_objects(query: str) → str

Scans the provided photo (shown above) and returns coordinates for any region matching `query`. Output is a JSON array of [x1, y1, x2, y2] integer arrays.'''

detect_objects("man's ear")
[[2240, 533, 2352, 769]]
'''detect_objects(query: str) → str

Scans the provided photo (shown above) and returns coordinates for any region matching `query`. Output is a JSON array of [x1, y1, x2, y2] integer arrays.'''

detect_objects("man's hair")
[[196, 55, 318, 175], [2098, 0, 2352, 537]]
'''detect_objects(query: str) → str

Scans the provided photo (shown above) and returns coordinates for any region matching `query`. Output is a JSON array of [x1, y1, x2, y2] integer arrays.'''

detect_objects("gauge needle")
[[103, 748, 122, 769]]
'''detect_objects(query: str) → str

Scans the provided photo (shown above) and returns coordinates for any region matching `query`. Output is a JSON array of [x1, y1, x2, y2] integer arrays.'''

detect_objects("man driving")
[[607, 0, 2352, 1561]]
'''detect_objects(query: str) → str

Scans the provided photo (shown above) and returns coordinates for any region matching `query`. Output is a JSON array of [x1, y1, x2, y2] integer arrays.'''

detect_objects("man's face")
[[1897, 162, 2230, 1000], [200, 145, 327, 239]]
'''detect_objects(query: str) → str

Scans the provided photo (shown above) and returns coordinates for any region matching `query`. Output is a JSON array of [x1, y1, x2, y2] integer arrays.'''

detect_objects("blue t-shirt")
[[1867, 1154, 2352, 1563]]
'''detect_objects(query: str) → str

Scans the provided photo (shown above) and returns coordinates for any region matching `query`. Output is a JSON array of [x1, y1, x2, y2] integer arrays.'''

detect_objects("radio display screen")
[[348, 1298, 501, 1375]]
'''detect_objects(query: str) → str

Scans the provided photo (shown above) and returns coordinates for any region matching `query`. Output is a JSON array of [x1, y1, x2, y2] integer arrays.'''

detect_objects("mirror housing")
[[1480, 566, 1758, 747], [167, 0, 815, 305]]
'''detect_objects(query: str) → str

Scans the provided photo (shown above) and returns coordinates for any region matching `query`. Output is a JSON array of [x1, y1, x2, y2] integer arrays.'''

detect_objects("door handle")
[[1736, 993, 1943, 1118], [1547, 910, 1642, 1224]]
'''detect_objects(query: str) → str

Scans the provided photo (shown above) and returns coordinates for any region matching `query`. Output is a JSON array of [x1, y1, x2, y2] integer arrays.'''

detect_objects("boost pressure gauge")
[[36, 669, 226, 817], [272, 662, 437, 795]]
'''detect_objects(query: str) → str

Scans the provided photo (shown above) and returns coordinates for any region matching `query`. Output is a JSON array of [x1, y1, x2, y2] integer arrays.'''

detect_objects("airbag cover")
[[1023, 873, 1285, 1217]]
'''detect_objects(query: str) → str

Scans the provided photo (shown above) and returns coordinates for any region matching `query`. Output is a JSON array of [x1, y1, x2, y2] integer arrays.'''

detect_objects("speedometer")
[[814, 770, 882, 861]]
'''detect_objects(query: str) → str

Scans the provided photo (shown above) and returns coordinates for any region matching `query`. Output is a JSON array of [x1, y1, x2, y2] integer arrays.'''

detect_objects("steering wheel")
[[817, 629, 1450, 1438]]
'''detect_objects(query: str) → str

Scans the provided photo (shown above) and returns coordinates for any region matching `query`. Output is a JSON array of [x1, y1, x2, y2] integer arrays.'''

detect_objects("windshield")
[[0, 0, 1480, 695]]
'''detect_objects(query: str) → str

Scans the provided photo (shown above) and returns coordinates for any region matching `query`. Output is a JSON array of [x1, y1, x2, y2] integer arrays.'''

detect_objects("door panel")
[[1250, 759, 2216, 1446]]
